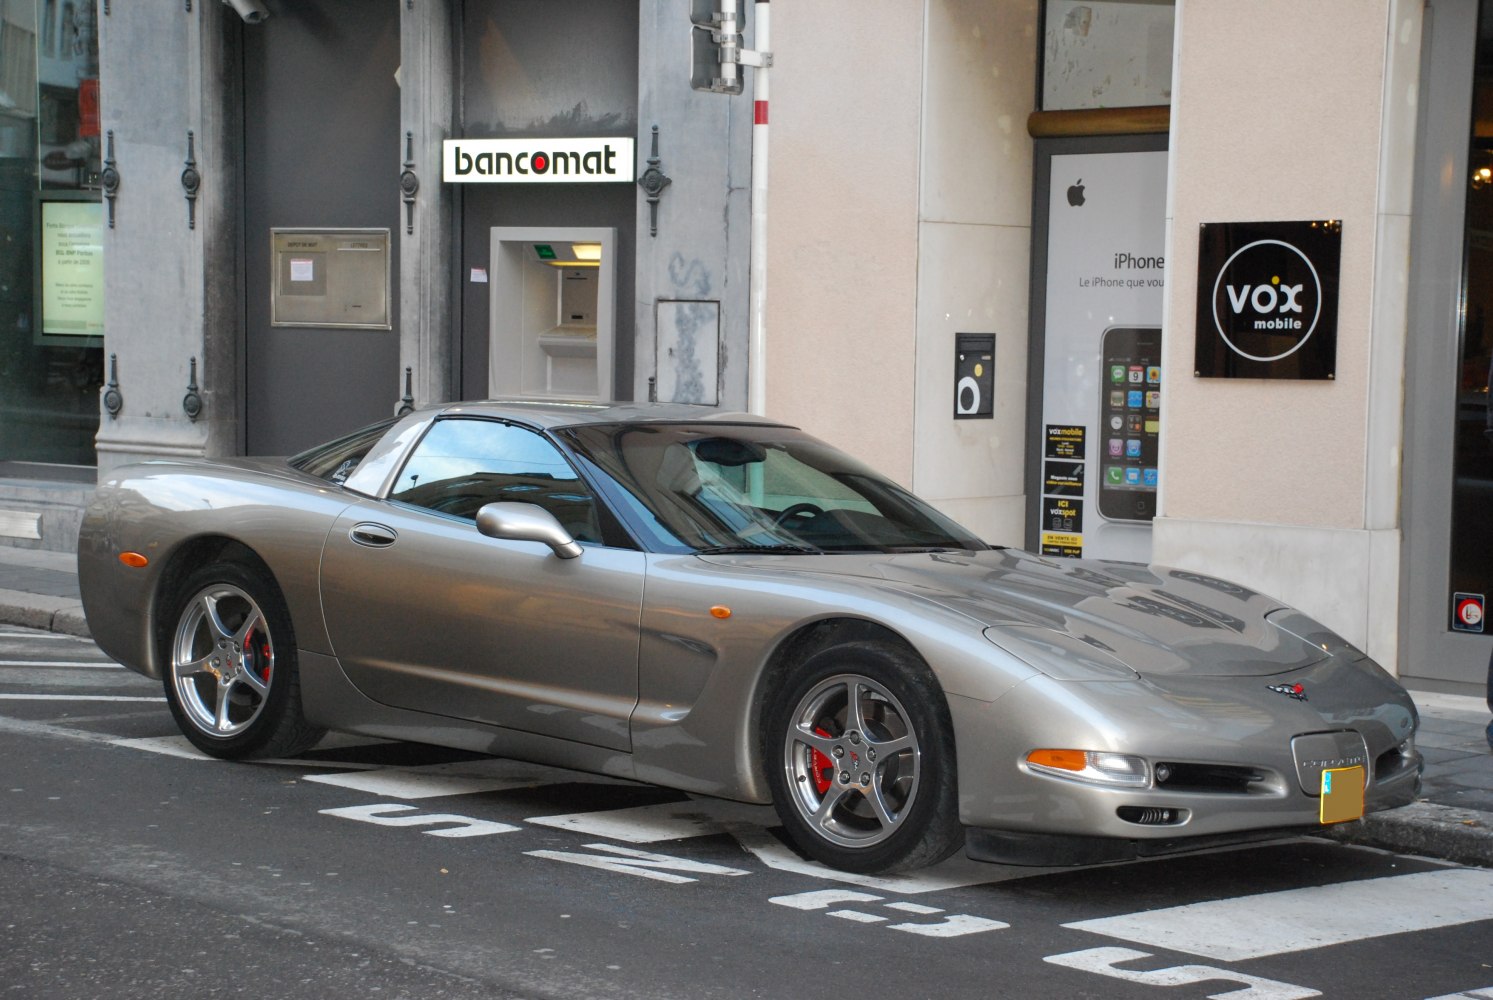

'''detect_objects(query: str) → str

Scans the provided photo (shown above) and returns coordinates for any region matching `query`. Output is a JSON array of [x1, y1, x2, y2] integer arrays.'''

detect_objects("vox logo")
[[1209, 238, 1323, 363]]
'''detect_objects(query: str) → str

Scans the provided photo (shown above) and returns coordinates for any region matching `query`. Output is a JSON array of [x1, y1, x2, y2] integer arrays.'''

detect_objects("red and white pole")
[[747, 0, 770, 415]]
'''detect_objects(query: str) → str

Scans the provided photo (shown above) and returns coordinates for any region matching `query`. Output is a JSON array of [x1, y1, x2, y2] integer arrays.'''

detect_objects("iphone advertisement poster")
[[1040, 150, 1167, 561]]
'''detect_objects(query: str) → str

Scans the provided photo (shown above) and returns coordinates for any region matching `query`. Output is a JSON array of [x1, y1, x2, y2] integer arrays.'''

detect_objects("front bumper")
[[948, 664, 1422, 866]]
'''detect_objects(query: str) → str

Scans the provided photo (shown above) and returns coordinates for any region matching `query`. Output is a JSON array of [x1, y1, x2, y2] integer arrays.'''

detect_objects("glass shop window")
[[1451, 29, 1493, 632], [0, 0, 104, 470], [1042, 0, 1175, 111]]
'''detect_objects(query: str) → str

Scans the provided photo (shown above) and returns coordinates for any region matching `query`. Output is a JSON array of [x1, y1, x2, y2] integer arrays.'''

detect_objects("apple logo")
[[1067, 179, 1085, 207]]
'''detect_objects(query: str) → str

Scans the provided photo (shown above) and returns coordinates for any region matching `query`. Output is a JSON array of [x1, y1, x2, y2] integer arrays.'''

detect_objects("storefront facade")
[[0, 0, 1485, 693]]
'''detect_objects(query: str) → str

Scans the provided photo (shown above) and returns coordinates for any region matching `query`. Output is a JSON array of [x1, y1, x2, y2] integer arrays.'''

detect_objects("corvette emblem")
[[1268, 682, 1308, 701]]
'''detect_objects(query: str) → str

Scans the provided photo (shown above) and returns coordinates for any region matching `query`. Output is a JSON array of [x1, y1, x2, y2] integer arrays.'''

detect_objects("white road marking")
[[320, 803, 521, 837], [526, 797, 774, 842], [1045, 947, 1319, 1000], [829, 909, 886, 923], [1424, 990, 1493, 1000], [769, 889, 882, 910], [889, 914, 1008, 938], [768, 888, 1008, 937], [1063, 868, 1493, 961], [885, 901, 942, 915], [303, 758, 637, 799], [109, 735, 217, 759], [735, 828, 1050, 894], [305, 766, 539, 799], [0, 632, 95, 641], [0, 694, 162, 702], [524, 843, 751, 884], [0, 660, 119, 668], [109, 735, 386, 769]]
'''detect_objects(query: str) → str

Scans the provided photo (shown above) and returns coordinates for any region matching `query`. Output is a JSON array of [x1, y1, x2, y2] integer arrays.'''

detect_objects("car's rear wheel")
[[162, 561, 324, 759], [766, 641, 963, 873]]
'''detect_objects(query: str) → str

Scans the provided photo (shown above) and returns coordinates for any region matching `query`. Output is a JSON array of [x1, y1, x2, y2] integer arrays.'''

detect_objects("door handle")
[[349, 522, 398, 547]]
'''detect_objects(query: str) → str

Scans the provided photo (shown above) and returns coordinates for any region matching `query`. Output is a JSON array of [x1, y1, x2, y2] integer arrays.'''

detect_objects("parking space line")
[[526, 797, 775, 843], [0, 694, 162, 702], [0, 660, 121, 668], [1062, 868, 1493, 961]]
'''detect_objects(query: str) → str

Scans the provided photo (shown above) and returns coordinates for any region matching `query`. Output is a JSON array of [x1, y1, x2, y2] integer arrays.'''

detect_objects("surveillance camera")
[[223, 0, 269, 23]]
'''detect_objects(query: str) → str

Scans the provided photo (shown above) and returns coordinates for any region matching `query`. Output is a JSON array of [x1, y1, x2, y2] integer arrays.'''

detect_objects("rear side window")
[[288, 418, 397, 485]]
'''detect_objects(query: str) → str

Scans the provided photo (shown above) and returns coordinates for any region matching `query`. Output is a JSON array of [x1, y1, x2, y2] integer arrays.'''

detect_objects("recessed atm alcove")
[[488, 227, 616, 401]]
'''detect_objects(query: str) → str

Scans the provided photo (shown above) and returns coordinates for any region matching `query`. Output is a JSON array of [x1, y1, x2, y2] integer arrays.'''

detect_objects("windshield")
[[557, 423, 988, 554]]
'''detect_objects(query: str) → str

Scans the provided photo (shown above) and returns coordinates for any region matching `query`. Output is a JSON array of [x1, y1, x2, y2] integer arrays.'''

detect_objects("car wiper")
[[695, 543, 823, 555]]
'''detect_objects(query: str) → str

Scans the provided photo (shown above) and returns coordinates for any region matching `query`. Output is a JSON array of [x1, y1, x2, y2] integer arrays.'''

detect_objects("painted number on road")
[[1045, 947, 1320, 1000], [320, 803, 522, 837], [769, 888, 1007, 938]]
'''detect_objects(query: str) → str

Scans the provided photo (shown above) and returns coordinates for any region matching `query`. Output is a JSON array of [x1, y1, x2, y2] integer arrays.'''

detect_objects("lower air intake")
[[1117, 806, 1184, 826]]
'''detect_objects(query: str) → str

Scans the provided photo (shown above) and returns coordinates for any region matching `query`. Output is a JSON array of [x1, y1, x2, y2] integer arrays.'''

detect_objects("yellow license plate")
[[1319, 765, 1365, 824]]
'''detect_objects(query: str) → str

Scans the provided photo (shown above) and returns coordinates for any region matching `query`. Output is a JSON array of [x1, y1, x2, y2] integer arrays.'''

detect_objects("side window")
[[390, 420, 601, 542]]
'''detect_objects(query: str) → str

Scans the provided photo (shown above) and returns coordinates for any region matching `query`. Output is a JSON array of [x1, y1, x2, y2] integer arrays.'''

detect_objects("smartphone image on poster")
[[1098, 326, 1162, 522]]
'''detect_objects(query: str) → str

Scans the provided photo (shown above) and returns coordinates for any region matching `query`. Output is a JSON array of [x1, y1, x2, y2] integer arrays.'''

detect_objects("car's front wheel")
[[766, 641, 963, 873], [162, 560, 324, 760]]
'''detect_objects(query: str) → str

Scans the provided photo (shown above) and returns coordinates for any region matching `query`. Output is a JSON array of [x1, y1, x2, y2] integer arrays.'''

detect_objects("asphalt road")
[[3, 626, 1492, 1000]]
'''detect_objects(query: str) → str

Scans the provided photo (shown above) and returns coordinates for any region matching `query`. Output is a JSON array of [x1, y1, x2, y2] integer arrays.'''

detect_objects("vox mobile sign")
[[1194, 220, 1340, 379], [442, 138, 636, 184]]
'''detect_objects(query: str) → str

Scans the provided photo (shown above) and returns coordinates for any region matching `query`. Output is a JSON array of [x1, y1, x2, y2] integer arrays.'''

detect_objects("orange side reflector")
[[1027, 749, 1087, 771], [710, 606, 732, 619], [119, 552, 149, 568]]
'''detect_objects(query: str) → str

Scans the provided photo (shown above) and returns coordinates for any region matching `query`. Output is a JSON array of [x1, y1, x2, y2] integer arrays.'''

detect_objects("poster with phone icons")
[[1039, 148, 1168, 561]]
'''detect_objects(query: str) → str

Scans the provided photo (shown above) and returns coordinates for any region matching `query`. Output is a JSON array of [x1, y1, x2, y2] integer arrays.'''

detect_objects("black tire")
[[764, 640, 963, 873], [160, 560, 325, 760]]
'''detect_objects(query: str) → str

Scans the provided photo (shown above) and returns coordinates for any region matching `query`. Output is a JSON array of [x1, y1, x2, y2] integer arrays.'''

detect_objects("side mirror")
[[475, 502, 583, 559]]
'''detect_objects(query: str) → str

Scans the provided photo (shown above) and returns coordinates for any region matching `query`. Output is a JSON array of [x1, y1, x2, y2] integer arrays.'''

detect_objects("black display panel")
[[1097, 326, 1161, 522], [1194, 220, 1340, 380]]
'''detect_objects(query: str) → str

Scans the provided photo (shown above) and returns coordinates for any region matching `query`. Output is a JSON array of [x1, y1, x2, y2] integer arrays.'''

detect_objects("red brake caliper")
[[810, 727, 834, 794], [246, 628, 271, 683]]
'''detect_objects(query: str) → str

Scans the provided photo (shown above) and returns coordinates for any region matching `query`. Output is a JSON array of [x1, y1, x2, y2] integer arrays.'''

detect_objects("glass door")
[[1402, 0, 1493, 692]]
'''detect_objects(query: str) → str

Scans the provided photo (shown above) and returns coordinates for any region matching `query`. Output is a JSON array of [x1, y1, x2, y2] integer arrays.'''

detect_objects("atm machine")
[[488, 227, 616, 401]]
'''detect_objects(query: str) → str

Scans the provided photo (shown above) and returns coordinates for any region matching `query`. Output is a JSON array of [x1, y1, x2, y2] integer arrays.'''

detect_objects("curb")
[[0, 593, 91, 639], [1324, 801, 1493, 868]]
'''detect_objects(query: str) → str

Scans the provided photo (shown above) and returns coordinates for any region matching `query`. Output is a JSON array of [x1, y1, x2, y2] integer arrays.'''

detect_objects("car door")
[[319, 417, 645, 751]]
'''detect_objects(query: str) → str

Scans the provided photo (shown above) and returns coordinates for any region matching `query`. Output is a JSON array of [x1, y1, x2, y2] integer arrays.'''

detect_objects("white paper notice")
[[471, 267, 489, 283], [290, 258, 315, 282]]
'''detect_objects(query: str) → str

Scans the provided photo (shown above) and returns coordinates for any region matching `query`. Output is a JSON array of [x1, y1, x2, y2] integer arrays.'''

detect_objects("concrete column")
[[95, 2, 242, 473], [398, 0, 456, 407], [1152, 0, 1423, 669]]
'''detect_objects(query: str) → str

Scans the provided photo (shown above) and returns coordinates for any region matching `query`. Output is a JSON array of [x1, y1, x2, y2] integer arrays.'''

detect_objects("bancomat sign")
[[443, 138, 636, 184]]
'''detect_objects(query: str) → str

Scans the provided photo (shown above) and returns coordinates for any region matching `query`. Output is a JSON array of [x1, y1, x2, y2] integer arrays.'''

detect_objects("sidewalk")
[[4, 544, 1489, 868]]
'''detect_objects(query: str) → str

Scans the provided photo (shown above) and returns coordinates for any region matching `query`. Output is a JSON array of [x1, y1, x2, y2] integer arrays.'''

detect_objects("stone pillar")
[[95, 1, 241, 474], [1152, 0, 1423, 669], [398, 0, 456, 408]]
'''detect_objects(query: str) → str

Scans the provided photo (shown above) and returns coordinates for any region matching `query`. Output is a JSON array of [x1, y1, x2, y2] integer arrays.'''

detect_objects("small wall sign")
[[1194, 220, 1341, 379], [954, 333, 995, 418], [1452, 592, 1485, 633]]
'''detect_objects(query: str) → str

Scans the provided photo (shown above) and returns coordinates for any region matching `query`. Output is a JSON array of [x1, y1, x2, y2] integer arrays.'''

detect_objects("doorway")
[[1401, 0, 1492, 693], [241, 0, 401, 455], [488, 227, 616, 401]]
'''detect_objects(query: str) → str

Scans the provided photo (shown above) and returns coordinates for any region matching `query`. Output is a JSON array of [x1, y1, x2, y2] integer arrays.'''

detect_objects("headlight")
[[1026, 749, 1150, 787], [983, 625, 1139, 682]]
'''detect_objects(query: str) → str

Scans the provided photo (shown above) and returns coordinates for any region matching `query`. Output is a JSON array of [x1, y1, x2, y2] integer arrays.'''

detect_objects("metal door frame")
[[1400, 0, 1491, 693]]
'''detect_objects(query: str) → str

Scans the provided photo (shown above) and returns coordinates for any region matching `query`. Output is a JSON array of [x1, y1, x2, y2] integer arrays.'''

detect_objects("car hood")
[[709, 547, 1327, 679]]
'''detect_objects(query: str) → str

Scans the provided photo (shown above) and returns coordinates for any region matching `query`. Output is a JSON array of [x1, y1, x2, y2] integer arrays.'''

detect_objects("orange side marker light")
[[1026, 749, 1087, 771], [710, 605, 732, 619], [119, 552, 149, 568]]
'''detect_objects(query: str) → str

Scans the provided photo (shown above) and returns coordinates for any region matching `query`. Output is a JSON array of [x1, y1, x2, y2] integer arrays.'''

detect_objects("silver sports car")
[[78, 401, 1422, 873]]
